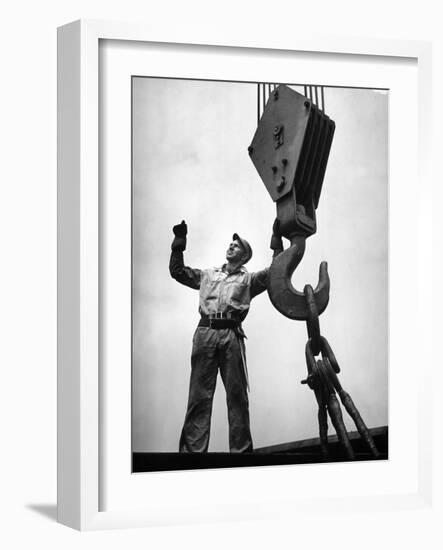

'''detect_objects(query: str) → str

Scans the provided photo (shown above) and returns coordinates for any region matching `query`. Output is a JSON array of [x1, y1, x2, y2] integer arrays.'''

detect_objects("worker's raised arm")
[[250, 219, 284, 298], [169, 220, 201, 290]]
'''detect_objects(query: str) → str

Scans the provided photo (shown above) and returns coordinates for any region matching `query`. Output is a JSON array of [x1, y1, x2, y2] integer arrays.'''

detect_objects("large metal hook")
[[267, 235, 330, 320]]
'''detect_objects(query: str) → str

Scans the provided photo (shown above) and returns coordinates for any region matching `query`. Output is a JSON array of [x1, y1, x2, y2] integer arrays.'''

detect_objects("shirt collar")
[[217, 263, 248, 275]]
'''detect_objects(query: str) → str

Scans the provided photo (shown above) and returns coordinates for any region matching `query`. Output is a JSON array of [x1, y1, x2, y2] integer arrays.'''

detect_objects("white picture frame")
[[57, 19, 433, 530]]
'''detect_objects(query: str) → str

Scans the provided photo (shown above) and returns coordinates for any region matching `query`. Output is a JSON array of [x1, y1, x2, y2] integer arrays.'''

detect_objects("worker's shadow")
[[26, 504, 57, 522]]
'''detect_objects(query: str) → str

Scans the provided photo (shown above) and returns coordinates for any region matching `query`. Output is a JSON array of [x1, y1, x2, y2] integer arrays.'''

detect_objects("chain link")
[[303, 284, 321, 355]]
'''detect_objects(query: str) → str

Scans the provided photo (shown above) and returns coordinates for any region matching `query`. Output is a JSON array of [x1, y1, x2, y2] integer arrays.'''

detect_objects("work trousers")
[[179, 326, 252, 453]]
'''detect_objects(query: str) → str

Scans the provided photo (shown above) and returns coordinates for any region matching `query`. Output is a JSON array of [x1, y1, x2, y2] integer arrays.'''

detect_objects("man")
[[169, 220, 283, 453]]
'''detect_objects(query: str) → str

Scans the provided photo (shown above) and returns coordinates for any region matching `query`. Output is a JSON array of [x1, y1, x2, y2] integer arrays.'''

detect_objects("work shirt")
[[169, 250, 268, 320]]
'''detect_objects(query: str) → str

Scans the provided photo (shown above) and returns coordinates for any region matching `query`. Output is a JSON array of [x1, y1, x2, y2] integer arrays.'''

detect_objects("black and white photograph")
[[4, 1, 439, 544], [131, 76, 388, 472]]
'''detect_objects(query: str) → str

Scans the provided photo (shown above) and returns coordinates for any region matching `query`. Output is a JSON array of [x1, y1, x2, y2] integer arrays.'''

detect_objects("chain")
[[301, 284, 340, 386], [300, 284, 380, 460]]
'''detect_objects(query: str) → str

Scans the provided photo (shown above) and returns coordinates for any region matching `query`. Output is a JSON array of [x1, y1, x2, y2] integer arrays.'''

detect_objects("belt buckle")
[[209, 312, 216, 328], [209, 312, 225, 328]]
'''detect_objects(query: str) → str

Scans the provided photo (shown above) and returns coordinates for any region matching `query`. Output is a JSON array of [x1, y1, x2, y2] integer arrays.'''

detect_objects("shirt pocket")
[[227, 281, 250, 305], [200, 273, 223, 302]]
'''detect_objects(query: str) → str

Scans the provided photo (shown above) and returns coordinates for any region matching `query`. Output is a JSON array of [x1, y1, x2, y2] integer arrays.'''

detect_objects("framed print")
[[57, 19, 433, 530], [130, 77, 388, 471]]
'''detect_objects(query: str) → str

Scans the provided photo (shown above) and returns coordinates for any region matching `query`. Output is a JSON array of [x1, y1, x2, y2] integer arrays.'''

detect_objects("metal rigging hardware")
[[249, 84, 334, 319], [301, 285, 380, 460], [249, 83, 380, 459]]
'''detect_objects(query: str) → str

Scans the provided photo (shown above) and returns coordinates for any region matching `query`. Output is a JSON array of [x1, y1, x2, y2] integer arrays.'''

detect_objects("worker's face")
[[226, 240, 245, 263]]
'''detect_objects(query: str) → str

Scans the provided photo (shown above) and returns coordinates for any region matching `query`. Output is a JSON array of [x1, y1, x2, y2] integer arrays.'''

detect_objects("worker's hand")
[[173, 220, 188, 238], [171, 220, 187, 251], [270, 218, 283, 251], [272, 218, 281, 238]]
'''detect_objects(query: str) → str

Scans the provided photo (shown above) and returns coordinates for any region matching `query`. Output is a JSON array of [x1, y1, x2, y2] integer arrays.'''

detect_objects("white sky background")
[[132, 77, 388, 452]]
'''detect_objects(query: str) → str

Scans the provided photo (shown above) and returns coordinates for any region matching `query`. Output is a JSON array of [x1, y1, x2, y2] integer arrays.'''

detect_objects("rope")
[[257, 83, 260, 125], [255, 82, 327, 122]]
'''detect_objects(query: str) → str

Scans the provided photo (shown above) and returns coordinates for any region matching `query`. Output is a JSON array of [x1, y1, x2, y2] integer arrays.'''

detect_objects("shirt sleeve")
[[169, 249, 202, 290], [250, 248, 284, 299], [250, 268, 268, 298]]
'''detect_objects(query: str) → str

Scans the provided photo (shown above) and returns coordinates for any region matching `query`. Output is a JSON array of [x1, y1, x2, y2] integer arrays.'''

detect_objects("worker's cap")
[[232, 233, 253, 264]]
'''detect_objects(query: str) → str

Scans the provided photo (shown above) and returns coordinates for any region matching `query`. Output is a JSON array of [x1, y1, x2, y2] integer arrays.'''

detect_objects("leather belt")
[[199, 313, 241, 329]]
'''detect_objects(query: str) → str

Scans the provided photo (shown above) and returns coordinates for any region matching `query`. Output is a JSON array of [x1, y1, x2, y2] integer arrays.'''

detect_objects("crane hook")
[[267, 234, 330, 321], [247, 84, 334, 320]]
